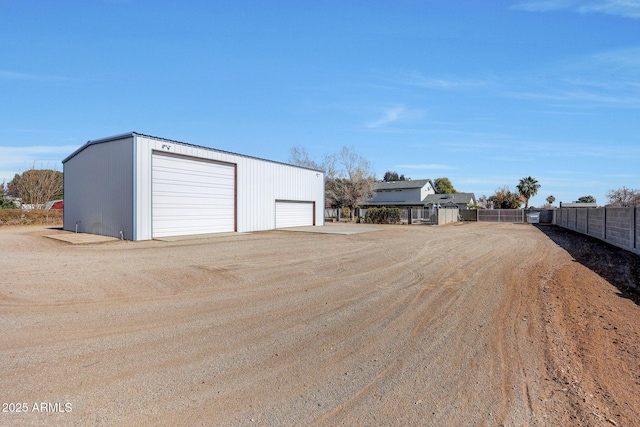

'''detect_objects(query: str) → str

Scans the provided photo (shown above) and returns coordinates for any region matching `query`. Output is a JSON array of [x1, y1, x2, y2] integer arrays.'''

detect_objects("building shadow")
[[534, 224, 640, 306]]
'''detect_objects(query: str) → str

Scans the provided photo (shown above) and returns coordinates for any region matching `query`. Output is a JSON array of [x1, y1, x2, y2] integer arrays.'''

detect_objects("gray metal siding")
[[63, 137, 134, 239]]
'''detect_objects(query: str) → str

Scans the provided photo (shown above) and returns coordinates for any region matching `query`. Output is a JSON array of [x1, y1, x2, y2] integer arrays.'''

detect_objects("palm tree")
[[517, 176, 540, 209]]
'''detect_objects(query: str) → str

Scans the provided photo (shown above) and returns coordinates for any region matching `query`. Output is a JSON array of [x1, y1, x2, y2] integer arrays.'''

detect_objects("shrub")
[[364, 207, 401, 224], [341, 206, 351, 220], [0, 209, 63, 226]]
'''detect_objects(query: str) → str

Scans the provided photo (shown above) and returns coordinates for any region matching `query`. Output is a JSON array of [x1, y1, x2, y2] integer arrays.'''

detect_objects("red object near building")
[[48, 200, 64, 210]]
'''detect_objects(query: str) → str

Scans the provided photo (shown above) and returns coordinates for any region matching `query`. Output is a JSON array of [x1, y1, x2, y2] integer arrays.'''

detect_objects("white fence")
[[356, 207, 438, 224], [354, 207, 459, 225], [402, 207, 438, 224], [325, 208, 341, 220]]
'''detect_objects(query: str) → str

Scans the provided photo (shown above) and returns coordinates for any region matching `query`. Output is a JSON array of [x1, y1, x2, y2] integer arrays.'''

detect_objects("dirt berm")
[[1, 222, 639, 426]]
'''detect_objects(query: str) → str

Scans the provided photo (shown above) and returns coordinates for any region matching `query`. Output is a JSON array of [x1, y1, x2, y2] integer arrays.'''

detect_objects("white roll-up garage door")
[[152, 152, 235, 238], [275, 201, 315, 228]]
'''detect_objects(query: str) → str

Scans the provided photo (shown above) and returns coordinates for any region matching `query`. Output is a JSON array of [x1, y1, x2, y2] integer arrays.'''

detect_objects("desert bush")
[[0, 209, 63, 226], [364, 207, 401, 224], [341, 206, 350, 220]]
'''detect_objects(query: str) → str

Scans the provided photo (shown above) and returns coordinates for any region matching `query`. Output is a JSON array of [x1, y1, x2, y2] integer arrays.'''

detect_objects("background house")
[[559, 202, 597, 208], [366, 179, 435, 206], [423, 193, 476, 210], [364, 179, 475, 210]]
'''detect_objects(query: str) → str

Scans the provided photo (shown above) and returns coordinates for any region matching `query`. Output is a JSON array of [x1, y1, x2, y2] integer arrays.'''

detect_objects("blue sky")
[[1, 0, 638, 207]]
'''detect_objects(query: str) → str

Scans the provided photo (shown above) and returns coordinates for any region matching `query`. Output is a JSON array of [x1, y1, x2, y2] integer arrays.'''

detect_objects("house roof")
[[559, 202, 597, 208], [373, 179, 433, 191], [362, 201, 429, 207], [423, 193, 476, 206]]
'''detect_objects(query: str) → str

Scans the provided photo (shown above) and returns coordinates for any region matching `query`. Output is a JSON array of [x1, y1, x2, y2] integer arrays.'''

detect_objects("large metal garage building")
[[62, 132, 325, 240]]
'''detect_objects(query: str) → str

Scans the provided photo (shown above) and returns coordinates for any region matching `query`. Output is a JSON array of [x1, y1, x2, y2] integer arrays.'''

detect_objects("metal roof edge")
[[62, 132, 136, 164], [373, 178, 434, 190], [63, 131, 325, 174], [133, 132, 325, 173]]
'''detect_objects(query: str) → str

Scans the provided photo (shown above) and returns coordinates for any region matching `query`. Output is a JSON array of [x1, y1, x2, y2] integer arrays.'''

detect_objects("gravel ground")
[[1, 222, 639, 426]]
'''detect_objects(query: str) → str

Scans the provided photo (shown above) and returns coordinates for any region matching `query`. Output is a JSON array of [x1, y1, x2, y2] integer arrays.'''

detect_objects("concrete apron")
[[277, 224, 382, 235], [45, 232, 120, 245]]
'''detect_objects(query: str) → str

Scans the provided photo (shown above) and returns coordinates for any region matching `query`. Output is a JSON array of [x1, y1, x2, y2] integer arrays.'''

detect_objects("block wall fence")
[[556, 207, 640, 256]]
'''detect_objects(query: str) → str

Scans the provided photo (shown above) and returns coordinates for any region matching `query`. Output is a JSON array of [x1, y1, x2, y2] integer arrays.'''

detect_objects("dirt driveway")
[[1, 223, 639, 426]]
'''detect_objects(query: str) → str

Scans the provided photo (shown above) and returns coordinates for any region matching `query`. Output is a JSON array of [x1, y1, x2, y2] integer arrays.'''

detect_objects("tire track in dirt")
[[3, 224, 640, 426], [309, 225, 546, 426]]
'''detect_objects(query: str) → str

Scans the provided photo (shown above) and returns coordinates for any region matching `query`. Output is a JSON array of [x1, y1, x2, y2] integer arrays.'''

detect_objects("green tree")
[[383, 171, 399, 182], [382, 171, 407, 182], [577, 195, 596, 204], [1, 181, 17, 209], [434, 177, 457, 194], [546, 195, 555, 206], [489, 186, 522, 209], [516, 176, 540, 209]]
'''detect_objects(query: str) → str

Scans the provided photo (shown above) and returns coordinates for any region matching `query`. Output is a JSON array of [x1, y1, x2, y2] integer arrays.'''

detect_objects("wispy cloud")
[[0, 70, 72, 82], [366, 106, 405, 128], [512, 0, 640, 19], [0, 145, 77, 155], [395, 164, 456, 171], [588, 47, 640, 71], [365, 105, 424, 128], [579, 0, 640, 18], [503, 47, 640, 108], [503, 89, 640, 106], [602, 173, 638, 179], [512, 0, 576, 12], [0, 145, 77, 169], [393, 70, 485, 90]]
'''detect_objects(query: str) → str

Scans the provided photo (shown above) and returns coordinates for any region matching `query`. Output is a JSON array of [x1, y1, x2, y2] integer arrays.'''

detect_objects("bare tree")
[[290, 145, 375, 219], [10, 166, 63, 209], [606, 187, 640, 207], [475, 195, 489, 209], [326, 146, 375, 220], [289, 146, 339, 208], [289, 146, 336, 179]]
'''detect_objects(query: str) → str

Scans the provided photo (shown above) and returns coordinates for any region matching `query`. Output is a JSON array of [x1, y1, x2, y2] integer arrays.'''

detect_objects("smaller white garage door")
[[275, 201, 315, 228]]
